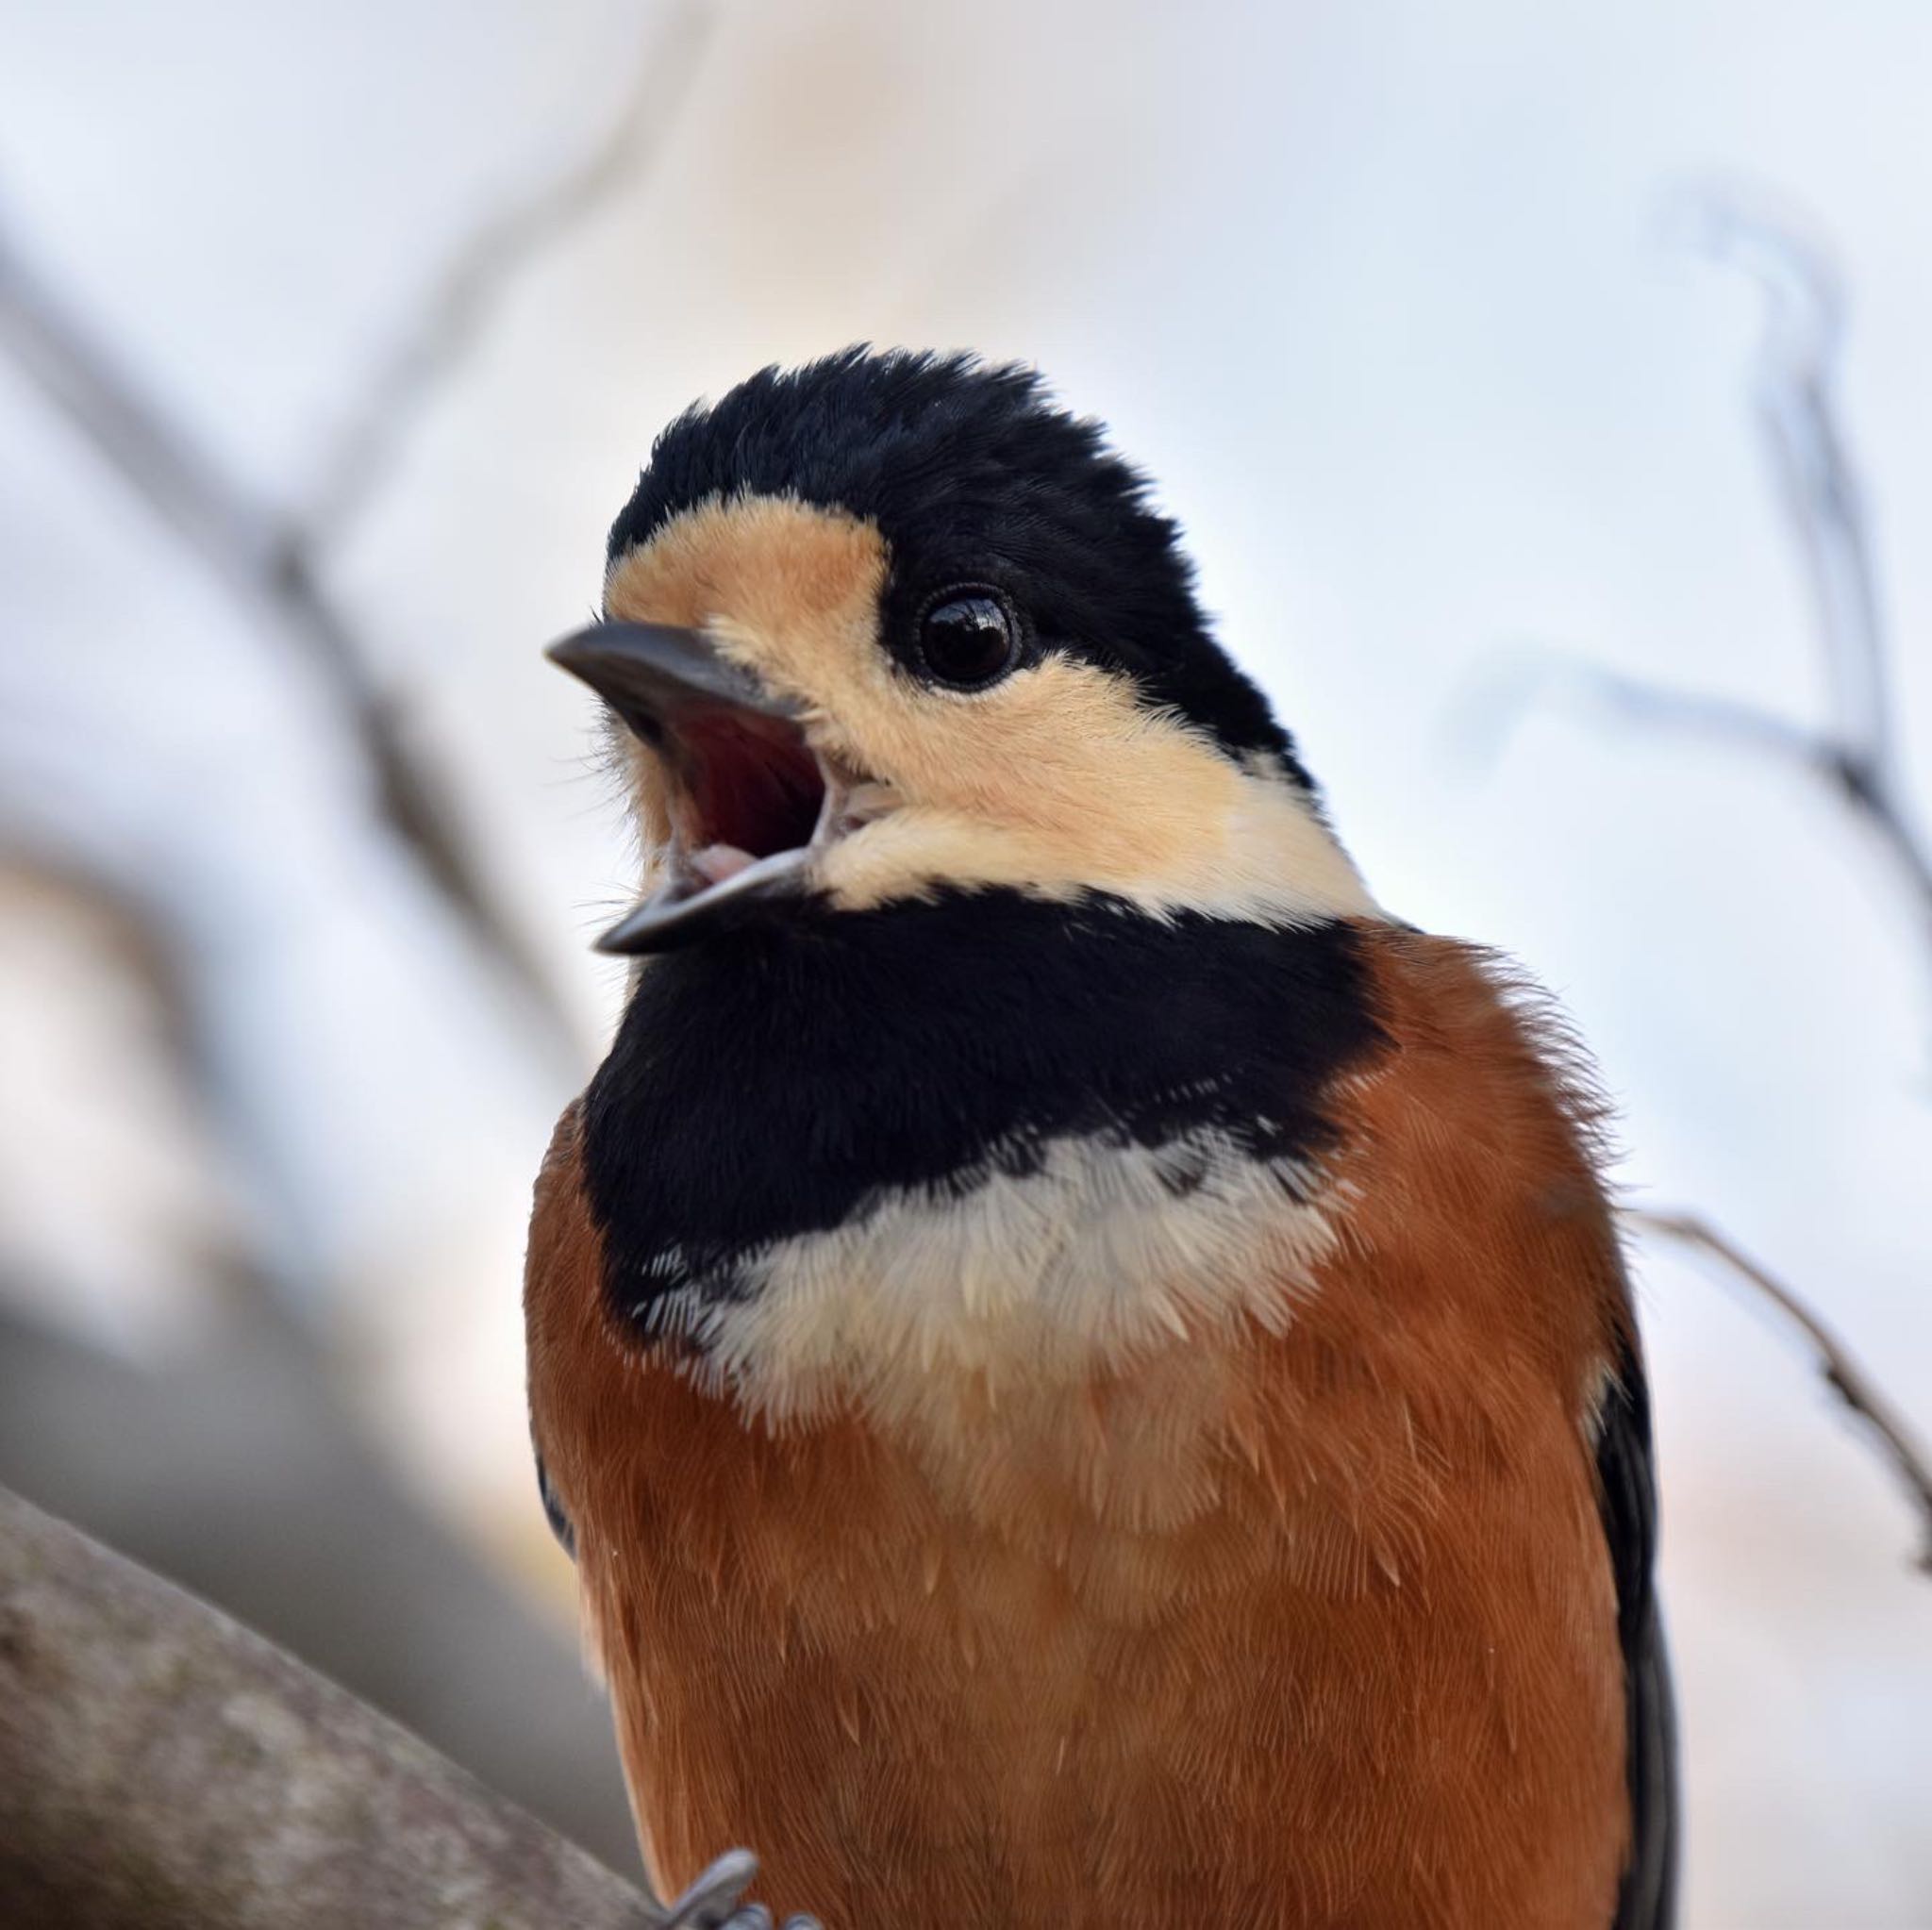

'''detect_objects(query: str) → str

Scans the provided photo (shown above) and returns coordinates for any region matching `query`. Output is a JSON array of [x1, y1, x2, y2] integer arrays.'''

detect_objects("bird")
[[526, 348, 1675, 1930]]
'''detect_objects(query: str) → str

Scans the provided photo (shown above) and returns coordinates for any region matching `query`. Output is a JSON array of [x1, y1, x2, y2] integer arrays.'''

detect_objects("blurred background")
[[2, 2, 1928, 1922]]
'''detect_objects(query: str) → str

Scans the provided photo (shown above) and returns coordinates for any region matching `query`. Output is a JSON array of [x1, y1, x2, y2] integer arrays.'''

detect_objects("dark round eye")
[[916, 591, 1020, 688]]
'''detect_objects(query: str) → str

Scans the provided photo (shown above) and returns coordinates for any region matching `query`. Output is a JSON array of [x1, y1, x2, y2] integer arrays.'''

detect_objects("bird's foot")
[[654, 1849, 821, 1930]]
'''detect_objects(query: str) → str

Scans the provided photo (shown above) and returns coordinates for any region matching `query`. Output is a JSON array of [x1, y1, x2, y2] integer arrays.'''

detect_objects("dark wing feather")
[[533, 1445, 576, 1561], [1595, 1332, 1679, 1929]]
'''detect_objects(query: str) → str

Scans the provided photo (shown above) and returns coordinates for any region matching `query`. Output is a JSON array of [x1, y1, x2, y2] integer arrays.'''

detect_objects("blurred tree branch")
[[0, 222, 575, 1060], [1624, 1208, 1932, 1574], [1474, 193, 1932, 1572], [0, 1484, 658, 1930], [302, 0, 712, 551], [0, 0, 715, 1070], [1471, 198, 1932, 977]]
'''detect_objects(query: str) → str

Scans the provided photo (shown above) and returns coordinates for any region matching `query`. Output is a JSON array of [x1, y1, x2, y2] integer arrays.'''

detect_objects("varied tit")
[[527, 349, 1675, 1930]]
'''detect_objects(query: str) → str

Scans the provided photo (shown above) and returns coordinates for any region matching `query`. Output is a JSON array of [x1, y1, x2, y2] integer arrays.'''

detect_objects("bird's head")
[[552, 349, 1375, 952]]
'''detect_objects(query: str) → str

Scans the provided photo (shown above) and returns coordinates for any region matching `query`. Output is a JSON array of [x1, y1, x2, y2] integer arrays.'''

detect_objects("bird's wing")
[[1594, 1331, 1678, 1930], [525, 1099, 596, 1569]]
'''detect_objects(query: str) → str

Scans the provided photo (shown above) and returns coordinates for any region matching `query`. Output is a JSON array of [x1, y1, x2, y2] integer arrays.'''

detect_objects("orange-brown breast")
[[526, 924, 1632, 1929]]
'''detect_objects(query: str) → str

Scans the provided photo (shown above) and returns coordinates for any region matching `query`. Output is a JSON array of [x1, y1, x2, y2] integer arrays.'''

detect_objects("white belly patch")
[[637, 1127, 1342, 1435]]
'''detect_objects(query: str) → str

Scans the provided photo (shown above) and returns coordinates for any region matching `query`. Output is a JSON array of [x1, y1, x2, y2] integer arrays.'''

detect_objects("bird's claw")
[[654, 1849, 821, 1930]]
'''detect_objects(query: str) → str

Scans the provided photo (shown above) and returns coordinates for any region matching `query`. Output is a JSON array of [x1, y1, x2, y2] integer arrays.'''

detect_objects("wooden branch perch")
[[0, 1484, 658, 1929], [1625, 1209, 1932, 1574]]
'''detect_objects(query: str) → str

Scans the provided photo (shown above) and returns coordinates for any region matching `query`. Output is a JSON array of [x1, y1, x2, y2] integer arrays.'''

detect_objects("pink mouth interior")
[[677, 709, 825, 867]]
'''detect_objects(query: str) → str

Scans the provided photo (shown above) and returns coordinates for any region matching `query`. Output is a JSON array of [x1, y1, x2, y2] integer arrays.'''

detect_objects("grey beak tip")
[[544, 628, 612, 679]]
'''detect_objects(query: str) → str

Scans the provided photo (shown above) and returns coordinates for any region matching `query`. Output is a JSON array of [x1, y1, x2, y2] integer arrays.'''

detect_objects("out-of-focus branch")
[[0, 1484, 657, 1929], [1626, 1209, 1932, 1575], [303, 0, 714, 548], [0, 225, 575, 1064], [1475, 198, 1932, 972], [0, 2, 717, 1070], [1684, 197, 1932, 950], [1468, 195, 1932, 1578], [1690, 201, 1888, 772]]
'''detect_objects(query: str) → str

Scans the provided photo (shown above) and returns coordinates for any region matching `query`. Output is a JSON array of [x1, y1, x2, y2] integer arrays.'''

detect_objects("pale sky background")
[[2, 3, 1929, 1923]]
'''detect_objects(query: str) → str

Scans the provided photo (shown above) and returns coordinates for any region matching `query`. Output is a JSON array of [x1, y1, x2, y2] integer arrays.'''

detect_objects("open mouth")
[[549, 621, 878, 953]]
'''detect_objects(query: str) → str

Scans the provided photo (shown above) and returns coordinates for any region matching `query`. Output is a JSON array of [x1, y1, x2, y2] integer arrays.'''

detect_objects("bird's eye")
[[916, 591, 1021, 689]]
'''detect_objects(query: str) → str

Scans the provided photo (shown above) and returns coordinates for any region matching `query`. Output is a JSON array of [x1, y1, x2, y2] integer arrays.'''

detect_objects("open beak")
[[548, 621, 858, 954]]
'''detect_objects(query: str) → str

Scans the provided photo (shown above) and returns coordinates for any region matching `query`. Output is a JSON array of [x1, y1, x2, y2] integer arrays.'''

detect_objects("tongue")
[[691, 842, 758, 886]]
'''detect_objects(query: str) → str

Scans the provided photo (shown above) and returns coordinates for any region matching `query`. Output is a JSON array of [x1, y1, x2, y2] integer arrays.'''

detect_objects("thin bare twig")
[[1690, 201, 1890, 769], [1462, 650, 1820, 766], [302, 0, 715, 548], [0, 222, 577, 1061], [1688, 196, 1932, 947], [1626, 1208, 1932, 1575], [1468, 195, 1932, 1582], [0, 2, 717, 1069], [1476, 197, 1932, 971]]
